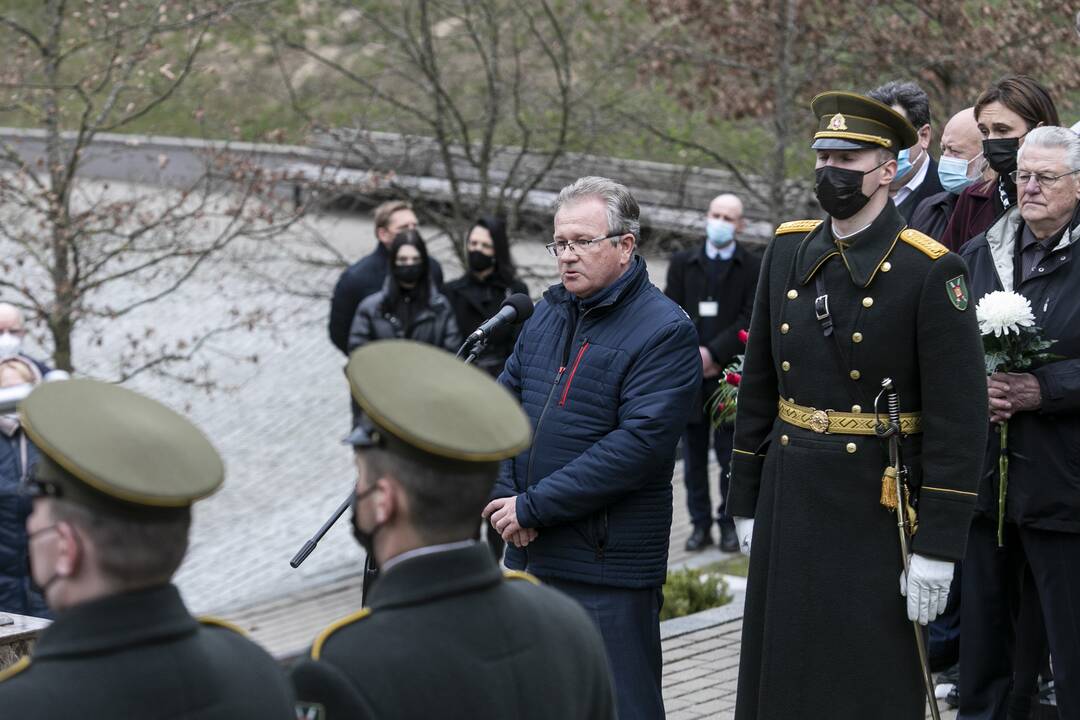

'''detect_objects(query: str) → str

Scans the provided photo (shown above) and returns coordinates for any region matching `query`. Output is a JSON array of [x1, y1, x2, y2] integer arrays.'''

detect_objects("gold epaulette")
[[310, 608, 372, 660], [775, 220, 822, 236], [900, 228, 948, 259], [198, 616, 249, 636], [503, 569, 541, 585], [0, 656, 30, 683]]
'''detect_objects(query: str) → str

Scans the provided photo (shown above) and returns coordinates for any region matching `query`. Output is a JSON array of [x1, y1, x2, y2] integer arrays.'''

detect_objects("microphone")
[[466, 293, 534, 345]]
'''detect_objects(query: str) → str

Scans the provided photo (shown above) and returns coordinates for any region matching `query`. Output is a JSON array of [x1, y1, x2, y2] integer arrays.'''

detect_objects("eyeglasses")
[[1009, 168, 1080, 190], [545, 232, 623, 258], [23, 478, 62, 498]]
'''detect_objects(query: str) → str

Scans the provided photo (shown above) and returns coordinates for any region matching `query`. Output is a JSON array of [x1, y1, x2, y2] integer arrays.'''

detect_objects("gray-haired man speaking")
[[484, 176, 701, 719]]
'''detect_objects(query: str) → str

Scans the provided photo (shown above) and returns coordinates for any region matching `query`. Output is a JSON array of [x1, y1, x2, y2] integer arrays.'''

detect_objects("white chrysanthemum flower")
[[975, 291, 1035, 337]]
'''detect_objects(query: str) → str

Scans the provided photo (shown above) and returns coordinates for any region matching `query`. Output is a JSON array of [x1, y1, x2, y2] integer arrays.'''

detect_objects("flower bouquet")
[[708, 329, 748, 428], [975, 291, 1057, 546]]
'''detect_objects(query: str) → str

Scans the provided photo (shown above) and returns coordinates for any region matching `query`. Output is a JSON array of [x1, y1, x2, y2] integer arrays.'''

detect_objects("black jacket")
[[444, 272, 529, 377], [0, 584, 294, 719], [346, 279, 461, 355], [910, 189, 959, 243], [0, 428, 47, 617], [328, 243, 445, 354], [895, 157, 945, 223], [291, 544, 615, 720], [960, 205, 1080, 532]]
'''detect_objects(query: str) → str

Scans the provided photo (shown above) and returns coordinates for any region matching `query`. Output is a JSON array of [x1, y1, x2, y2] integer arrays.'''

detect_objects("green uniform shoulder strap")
[[503, 569, 541, 585], [0, 656, 30, 683], [310, 608, 373, 660], [899, 228, 948, 259], [775, 220, 822, 236]]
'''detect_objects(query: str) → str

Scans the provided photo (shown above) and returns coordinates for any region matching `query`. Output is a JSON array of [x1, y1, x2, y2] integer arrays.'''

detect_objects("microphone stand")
[[290, 337, 490, 607]]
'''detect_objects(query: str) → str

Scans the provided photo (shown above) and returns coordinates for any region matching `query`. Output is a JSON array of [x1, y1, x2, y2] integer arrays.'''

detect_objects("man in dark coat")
[[957, 126, 1080, 720], [484, 176, 701, 720], [728, 92, 987, 720], [665, 193, 760, 552], [291, 341, 615, 720], [868, 81, 944, 222], [0, 379, 294, 719], [911, 107, 987, 243], [327, 200, 444, 354]]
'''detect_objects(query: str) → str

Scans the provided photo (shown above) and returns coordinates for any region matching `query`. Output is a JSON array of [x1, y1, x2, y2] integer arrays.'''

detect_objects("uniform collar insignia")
[[797, 202, 906, 288]]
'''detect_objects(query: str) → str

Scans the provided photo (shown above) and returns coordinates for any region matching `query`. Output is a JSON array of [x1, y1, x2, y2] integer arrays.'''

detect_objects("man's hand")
[[482, 496, 528, 542], [508, 528, 538, 548], [700, 346, 721, 379], [988, 371, 1042, 423]]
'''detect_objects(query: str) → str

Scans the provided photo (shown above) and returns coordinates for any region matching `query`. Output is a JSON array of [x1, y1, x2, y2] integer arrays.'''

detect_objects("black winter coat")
[[346, 280, 461, 355], [0, 428, 48, 617], [960, 205, 1080, 533], [328, 243, 445, 354], [444, 272, 529, 378], [896, 158, 944, 223], [910, 189, 959, 243]]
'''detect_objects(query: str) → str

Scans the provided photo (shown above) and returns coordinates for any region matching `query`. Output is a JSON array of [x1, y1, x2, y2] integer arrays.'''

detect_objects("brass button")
[[849, 369, 861, 380], [780, 435, 790, 446], [852, 332, 863, 343], [780, 323, 790, 334], [862, 297, 874, 308], [787, 289, 798, 300], [781, 361, 791, 372], [788, 397, 795, 403], [851, 404, 862, 413], [846, 442, 857, 454], [881, 261, 892, 273]]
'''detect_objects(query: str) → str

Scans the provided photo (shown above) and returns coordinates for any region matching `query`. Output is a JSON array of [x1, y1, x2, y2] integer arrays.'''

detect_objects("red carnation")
[[738, 329, 749, 344], [725, 372, 742, 387], [714, 402, 725, 412]]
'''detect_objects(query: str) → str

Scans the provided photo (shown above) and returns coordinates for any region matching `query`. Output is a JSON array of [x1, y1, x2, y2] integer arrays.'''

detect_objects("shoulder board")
[[899, 228, 948, 259], [775, 220, 822, 236], [503, 570, 541, 585], [0, 656, 30, 684], [311, 608, 372, 660], [198, 616, 249, 636]]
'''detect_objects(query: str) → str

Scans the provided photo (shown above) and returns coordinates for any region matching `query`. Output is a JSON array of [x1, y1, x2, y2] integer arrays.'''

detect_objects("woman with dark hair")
[[444, 216, 530, 378], [347, 230, 461, 355], [940, 75, 1060, 252]]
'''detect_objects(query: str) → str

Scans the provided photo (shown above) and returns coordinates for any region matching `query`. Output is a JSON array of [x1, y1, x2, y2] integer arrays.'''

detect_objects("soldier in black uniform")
[[291, 340, 615, 720], [0, 379, 294, 719], [728, 92, 988, 720]]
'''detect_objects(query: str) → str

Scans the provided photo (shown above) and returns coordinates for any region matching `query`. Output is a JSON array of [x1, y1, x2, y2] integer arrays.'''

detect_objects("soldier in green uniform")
[[728, 93, 988, 720], [291, 340, 615, 720], [0, 379, 295, 719]]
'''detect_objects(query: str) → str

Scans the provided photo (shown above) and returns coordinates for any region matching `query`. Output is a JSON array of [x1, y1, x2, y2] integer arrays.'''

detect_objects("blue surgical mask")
[[937, 154, 982, 194], [894, 146, 922, 183], [706, 218, 736, 248]]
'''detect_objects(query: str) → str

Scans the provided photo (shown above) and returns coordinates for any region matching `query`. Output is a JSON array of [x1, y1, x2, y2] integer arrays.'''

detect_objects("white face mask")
[[0, 331, 22, 358]]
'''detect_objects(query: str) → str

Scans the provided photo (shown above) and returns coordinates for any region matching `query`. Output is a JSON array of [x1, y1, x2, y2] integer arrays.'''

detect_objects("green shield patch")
[[946, 275, 969, 311]]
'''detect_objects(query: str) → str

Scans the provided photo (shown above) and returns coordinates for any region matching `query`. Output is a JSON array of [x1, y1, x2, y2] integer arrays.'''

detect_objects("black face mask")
[[392, 264, 424, 286], [983, 137, 1021, 177], [467, 251, 496, 274], [351, 485, 381, 557], [814, 161, 886, 220]]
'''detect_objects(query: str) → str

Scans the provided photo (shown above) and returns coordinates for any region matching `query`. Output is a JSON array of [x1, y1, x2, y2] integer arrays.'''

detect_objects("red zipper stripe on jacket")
[[559, 342, 590, 407]]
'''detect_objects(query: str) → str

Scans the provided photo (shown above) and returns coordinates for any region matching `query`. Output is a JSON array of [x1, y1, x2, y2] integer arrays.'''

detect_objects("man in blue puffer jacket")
[[484, 176, 701, 720]]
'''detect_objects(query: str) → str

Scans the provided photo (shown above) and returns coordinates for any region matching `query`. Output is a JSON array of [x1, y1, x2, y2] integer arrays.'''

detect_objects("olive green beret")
[[345, 340, 531, 466], [811, 91, 918, 154], [19, 378, 223, 514]]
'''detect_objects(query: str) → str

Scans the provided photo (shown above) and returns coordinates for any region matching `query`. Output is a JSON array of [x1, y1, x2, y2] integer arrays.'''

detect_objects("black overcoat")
[[728, 201, 987, 720], [291, 543, 615, 720], [0, 584, 295, 719]]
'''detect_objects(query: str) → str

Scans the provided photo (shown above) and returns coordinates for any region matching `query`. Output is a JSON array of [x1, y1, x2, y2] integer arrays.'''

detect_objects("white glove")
[[733, 517, 755, 556], [900, 554, 954, 625]]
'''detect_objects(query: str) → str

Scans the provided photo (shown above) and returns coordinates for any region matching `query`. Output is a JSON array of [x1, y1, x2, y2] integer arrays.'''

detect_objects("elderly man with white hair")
[[664, 193, 761, 552], [958, 125, 1080, 720]]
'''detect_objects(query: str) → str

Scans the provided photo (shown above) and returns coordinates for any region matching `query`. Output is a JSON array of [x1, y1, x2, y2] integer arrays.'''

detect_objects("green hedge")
[[660, 568, 733, 621]]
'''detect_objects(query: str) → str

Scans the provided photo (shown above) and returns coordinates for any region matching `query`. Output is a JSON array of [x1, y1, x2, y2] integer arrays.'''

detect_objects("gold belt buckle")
[[809, 409, 830, 434]]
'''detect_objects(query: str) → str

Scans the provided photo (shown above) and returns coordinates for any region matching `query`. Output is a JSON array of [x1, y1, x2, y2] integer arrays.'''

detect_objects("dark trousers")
[[959, 516, 1079, 720], [683, 419, 734, 530], [544, 577, 665, 720]]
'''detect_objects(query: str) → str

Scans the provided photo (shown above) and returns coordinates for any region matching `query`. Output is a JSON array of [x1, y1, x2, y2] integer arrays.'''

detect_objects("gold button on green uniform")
[[782, 361, 791, 372], [862, 297, 874, 308], [850, 370, 861, 380], [787, 289, 798, 300], [881, 262, 892, 272], [852, 332, 863, 343], [781, 323, 790, 334], [846, 442, 857, 454], [851, 405, 862, 413], [780, 435, 790, 446]]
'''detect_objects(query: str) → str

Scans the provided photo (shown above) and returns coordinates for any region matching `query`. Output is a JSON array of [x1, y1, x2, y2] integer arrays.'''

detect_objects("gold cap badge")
[[827, 113, 847, 131]]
